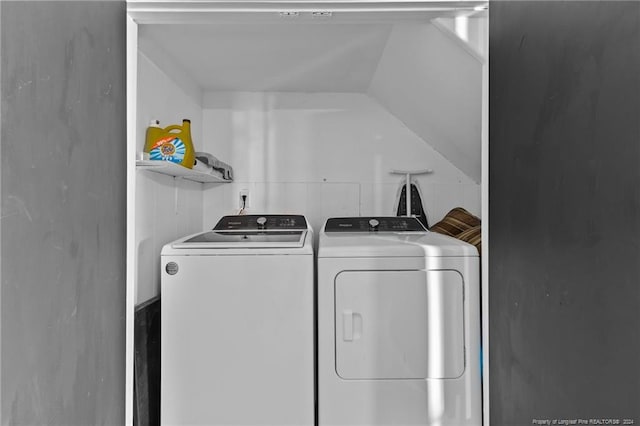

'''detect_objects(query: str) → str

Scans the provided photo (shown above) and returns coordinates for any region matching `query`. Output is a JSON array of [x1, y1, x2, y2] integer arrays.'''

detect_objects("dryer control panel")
[[214, 214, 308, 231], [325, 217, 427, 232]]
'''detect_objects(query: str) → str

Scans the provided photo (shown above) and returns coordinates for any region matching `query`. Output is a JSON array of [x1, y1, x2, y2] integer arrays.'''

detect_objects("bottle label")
[[149, 136, 186, 164]]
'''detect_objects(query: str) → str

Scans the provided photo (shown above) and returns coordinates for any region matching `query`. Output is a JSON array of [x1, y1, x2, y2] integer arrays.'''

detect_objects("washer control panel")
[[325, 217, 427, 232], [213, 214, 308, 231]]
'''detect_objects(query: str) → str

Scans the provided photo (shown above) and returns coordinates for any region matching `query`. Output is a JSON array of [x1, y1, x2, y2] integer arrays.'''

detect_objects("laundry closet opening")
[[126, 2, 488, 425]]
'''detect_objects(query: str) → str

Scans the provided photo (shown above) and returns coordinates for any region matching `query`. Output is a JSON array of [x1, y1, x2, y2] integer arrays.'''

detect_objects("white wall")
[[135, 52, 204, 304], [201, 92, 479, 234], [368, 23, 483, 183]]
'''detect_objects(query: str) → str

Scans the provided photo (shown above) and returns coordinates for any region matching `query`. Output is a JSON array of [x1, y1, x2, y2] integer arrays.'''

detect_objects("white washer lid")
[[171, 230, 308, 249]]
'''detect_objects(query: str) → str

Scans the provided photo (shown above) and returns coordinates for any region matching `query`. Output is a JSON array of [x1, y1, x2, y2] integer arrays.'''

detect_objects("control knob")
[[369, 218, 380, 231], [257, 216, 267, 229]]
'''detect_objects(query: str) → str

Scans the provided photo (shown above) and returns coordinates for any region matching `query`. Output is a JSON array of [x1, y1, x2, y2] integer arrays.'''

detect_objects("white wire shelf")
[[136, 160, 231, 184]]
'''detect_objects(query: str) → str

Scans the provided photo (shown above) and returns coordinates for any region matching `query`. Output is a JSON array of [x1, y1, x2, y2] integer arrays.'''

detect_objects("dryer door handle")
[[342, 310, 363, 341]]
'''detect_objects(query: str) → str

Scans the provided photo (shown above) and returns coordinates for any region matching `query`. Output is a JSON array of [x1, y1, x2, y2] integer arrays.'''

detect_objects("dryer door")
[[335, 270, 464, 380]]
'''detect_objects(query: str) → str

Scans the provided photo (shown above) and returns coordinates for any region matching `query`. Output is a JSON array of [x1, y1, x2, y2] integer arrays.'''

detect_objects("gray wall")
[[2, 1, 639, 425], [1, 2, 126, 425], [490, 1, 640, 424]]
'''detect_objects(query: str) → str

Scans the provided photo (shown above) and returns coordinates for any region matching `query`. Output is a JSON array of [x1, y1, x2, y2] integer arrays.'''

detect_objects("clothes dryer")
[[160, 215, 314, 426], [317, 216, 481, 426]]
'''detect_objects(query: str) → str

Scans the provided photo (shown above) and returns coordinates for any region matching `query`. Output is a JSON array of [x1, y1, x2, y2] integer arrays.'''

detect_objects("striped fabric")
[[429, 207, 481, 237], [429, 207, 481, 255], [456, 225, 481, 255]]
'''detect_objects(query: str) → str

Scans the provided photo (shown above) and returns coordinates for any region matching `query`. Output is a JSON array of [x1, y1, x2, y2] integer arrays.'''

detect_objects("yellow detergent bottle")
[[144, 119, 196, 169]]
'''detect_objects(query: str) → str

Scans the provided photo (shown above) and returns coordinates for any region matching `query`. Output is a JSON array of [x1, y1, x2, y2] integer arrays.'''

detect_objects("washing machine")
[[317, 216, 481, 426], [160, 214, 314, 426]]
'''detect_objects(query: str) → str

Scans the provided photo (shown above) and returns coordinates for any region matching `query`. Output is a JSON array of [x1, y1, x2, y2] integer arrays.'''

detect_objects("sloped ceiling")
[[368, 23, 483, 182], [139, 23, 392, 92]]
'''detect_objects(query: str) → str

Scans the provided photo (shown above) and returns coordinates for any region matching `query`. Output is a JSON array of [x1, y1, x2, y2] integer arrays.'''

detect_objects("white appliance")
[[160, 214, 314, 426], [317, 217, 481, 426]]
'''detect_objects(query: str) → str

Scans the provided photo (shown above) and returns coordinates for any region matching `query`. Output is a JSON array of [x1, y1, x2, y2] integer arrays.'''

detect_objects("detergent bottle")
[[144, 119, 196, 169]]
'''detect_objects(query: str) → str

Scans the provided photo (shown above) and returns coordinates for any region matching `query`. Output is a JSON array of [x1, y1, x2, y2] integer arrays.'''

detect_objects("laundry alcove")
[[126, 2, 488, 425]]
